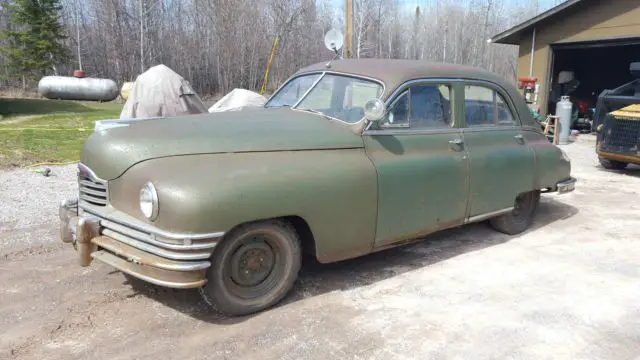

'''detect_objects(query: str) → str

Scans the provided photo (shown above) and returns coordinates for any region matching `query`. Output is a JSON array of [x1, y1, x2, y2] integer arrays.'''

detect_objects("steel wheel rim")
[[223, 232, 284, 300]]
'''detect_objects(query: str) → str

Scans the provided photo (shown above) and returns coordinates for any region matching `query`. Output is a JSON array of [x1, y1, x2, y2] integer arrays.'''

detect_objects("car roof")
[[295, 58, 516, 100]]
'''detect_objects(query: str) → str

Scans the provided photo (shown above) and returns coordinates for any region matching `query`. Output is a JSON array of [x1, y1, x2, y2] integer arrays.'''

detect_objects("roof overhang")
[[489, 0, 585, 45]]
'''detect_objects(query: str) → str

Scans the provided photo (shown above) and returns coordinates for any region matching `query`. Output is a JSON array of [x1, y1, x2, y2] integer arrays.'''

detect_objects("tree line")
[[0, 0, 560, 97]]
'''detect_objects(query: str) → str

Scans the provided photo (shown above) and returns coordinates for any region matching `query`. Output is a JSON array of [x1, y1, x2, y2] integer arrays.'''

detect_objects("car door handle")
[[514, 134, 525, 143], [448, 138, 464, 145]]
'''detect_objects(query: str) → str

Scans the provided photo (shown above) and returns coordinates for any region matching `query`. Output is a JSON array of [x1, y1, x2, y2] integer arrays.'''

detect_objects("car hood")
[[81, 107, 364, 180]]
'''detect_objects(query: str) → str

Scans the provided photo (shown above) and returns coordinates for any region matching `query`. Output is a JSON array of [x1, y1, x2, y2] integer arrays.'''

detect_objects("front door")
[[461, 83, 536, 217], [364, 81, 470, 247]]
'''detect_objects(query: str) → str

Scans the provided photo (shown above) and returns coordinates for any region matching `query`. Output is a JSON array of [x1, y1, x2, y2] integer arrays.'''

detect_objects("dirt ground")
[[1, 136, 639, 360]]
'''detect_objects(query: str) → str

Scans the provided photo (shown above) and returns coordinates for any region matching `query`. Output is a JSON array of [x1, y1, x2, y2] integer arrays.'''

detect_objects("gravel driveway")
[[2, 137, 640, 360]]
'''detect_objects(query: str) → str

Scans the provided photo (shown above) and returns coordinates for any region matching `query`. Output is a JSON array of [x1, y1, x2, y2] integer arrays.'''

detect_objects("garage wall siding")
[[516, 0, 640, 115]]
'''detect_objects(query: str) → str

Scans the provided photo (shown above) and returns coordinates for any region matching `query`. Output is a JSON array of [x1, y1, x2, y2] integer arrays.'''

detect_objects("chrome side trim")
[[101, 229, 212, 260], [92, 236, 211, 271], [364, 128, 461, 136], [465, 207, 514, 223], [100, 219, 218, 251], [80, 204, 225, 241], [462, 126, 522, 133]]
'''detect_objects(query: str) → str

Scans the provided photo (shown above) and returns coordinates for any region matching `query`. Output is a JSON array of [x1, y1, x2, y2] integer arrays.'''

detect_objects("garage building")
[[490, 0, 640, 120]]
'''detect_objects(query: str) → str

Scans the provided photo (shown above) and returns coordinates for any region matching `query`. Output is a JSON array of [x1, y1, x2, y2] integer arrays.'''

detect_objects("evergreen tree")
[[1, 0, 69, 82]]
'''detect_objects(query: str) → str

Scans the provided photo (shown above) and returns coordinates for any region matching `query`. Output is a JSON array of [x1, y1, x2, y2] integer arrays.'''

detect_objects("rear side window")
[[464, 85, 517, 127]]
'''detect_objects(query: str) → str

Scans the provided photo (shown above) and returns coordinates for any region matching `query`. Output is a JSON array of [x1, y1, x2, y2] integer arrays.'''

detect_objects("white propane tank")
[[556, 95, 572, 145], [38, 76, 119, 101]]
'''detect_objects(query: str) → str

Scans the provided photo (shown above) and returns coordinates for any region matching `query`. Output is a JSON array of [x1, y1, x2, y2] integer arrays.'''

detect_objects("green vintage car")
[[59, 59, 576, 316]]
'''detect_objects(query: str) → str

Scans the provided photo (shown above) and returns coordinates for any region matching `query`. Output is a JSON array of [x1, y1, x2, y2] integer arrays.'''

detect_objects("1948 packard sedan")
[[59, 59, 576, 316]]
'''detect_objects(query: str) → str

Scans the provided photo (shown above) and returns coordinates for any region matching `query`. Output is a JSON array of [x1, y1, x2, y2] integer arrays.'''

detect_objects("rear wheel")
[[489, 190, 540, 235], [598, 156, 628, 170], [199, 220, 301, 316]]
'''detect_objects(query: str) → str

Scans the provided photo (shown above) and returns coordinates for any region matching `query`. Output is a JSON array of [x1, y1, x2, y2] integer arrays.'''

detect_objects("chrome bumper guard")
[[59, 198, 224, 289], [556, 177, 577, 194]]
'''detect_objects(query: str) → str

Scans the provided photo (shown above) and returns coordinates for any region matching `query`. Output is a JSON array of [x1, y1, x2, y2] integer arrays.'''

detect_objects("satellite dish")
[[324, 29, 344, 52]]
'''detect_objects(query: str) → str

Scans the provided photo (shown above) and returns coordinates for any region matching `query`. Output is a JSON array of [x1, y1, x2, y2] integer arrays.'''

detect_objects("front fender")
[[108, 150, 378, 263]]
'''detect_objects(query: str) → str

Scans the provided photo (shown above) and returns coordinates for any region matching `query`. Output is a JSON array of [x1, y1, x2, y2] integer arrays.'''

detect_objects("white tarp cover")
[[208, 88, 267, 113], [119, 64, 207, 119]]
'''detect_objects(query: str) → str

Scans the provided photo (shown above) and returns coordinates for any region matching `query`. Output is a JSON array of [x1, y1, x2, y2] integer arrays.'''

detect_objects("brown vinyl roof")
[[490, 0, 584, 45], [295, 59, 514, 99]]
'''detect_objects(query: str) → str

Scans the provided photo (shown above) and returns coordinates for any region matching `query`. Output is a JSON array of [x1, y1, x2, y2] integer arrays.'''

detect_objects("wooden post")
[[345, 0, 353, 58]]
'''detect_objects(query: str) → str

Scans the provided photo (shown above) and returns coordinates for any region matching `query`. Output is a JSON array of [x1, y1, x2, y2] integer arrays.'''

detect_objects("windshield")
[[265, 73, 383, 123]]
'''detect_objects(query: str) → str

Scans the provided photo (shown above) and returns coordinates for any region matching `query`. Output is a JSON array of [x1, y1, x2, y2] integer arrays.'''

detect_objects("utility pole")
[[139, 0, 145, 73], [74, 0, 82, 71], [345, 0, 353, 58]]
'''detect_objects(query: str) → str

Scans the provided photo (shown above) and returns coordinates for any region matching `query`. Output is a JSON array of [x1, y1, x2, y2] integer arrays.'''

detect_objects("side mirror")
[[364, 98, 385, 122]]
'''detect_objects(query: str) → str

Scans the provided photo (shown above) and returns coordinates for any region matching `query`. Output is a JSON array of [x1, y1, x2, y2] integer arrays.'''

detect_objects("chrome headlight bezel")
[[140, 182, 159, 221]]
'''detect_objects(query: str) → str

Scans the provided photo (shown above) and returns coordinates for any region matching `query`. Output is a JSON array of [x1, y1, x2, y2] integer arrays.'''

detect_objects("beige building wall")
[[515, 1, 640, 115]]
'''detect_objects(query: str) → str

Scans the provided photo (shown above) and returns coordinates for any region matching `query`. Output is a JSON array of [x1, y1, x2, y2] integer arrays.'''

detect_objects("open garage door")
[[548, 38, 640, 130]]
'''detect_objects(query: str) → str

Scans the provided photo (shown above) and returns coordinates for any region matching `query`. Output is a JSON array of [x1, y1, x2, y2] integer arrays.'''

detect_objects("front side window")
[[265, 73, 383, 124], [464, 85, 517, 127], [382, 84, 452, 129]]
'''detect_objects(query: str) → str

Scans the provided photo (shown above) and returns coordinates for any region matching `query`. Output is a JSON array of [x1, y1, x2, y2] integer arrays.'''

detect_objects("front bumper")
[[59, 199, 224, 288], [556, 177, 577, 194]]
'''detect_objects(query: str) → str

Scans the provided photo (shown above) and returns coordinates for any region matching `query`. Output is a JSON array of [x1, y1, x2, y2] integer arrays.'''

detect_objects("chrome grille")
[[78, 172, 108, 206]]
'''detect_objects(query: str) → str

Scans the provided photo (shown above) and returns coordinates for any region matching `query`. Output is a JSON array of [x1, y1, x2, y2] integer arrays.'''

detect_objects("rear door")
[[363, 80, 470, 247], [461, 82, 535, 217]]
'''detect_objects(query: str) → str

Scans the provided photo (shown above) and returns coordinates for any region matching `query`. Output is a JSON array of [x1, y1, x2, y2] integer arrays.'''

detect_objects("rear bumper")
[[556, 177, 577, 195], [59, 198, 223, 288]]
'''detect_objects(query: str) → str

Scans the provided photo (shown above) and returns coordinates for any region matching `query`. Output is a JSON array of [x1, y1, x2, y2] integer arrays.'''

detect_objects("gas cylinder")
[[556, 95, 573, 145]]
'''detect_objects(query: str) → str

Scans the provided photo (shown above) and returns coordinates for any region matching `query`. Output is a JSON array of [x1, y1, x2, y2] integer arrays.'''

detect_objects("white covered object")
[[208, 88, 267, 113], [557, 71, 575, 84], [120, 64, 207, 119]]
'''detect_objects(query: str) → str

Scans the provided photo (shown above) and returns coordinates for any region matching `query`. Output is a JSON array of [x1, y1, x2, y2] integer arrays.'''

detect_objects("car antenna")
[[323, 29, 344, 69]]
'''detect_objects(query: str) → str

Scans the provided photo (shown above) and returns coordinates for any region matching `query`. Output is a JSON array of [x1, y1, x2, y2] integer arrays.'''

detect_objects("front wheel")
[[489, 190, 540, 235], [199, 220, 301, 316]]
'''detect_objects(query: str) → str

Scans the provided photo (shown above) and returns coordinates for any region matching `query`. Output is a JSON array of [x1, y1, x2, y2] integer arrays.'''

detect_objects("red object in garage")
[[73, 70, 85, 78], [574, 99, 588, 114], [517, 77, 537, 89]]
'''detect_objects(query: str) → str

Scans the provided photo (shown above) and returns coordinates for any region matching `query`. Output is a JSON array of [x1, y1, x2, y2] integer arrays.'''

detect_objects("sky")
[[330, 0, 564, 13]]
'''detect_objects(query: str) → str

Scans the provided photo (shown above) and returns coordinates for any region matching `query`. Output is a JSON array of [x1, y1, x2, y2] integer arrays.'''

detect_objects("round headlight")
[[140, 182, 159, 221]]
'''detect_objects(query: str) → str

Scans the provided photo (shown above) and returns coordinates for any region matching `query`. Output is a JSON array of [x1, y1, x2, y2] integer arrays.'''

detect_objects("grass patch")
[[0, 98, 122, 167]]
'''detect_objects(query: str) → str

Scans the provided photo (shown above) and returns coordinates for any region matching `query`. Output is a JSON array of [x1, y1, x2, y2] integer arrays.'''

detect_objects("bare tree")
[[0, 0, 557, 95]]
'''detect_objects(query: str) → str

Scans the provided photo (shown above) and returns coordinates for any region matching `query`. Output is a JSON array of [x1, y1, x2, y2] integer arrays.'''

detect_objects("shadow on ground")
[[123, 198, 579, 324], [0, 98, 93, 117], [596, 164, 640, 178]]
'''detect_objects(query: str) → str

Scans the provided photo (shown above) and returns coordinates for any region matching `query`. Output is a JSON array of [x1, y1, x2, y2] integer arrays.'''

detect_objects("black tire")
[[489, 190, 540, 235], [598, 156, 628, 170], [199, 220, 301, 316]]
